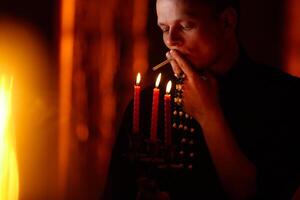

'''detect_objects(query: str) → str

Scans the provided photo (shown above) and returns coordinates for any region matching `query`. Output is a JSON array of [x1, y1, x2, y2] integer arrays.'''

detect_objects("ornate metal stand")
[[128, 134, 175, 167], [124, 74, 200, 199], [126, 74, 196, 170]]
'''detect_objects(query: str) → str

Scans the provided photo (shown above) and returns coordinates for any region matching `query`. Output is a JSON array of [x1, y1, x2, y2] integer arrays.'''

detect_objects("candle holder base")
[[145, 139, 162, 156], [127, 134, 181, 169]]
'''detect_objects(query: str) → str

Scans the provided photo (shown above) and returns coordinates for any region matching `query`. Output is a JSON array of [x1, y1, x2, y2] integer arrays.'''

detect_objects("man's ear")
[[220, 7, 238, 32]]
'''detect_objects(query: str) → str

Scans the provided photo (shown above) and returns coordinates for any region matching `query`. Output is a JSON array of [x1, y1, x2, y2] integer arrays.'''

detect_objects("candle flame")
[[136, 73, 141, 85], [166, 80, 172, 94], [155, 73, 162, 88], [0, 75, 19, 200]]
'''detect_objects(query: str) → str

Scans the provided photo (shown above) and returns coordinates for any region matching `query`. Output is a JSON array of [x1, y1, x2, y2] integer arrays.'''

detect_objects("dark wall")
[[239, 0, 285, 68], [0, 0, 58, 51]]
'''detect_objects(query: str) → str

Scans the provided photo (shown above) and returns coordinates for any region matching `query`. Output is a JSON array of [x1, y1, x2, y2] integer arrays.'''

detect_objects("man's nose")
[[165, 29, 182, 48]]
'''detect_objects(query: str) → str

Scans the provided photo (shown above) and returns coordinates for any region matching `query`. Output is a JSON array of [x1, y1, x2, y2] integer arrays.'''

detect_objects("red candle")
[[133, 73, 141, 133], [164, 81, 172, 145], [150, 73, 161, 142]]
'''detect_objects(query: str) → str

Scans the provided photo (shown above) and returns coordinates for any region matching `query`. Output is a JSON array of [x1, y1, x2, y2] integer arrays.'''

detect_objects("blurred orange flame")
[[0, 75, 19, 200]]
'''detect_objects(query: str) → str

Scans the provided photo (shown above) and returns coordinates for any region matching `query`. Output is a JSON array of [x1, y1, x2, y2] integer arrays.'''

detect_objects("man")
[[105, 0, 299, 199], [158, 0, 254, 199], [158, 0, 300, 199]]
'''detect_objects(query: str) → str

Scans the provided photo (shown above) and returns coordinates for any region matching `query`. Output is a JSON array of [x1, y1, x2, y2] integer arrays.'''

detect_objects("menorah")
[[126, 74, 198, 172]]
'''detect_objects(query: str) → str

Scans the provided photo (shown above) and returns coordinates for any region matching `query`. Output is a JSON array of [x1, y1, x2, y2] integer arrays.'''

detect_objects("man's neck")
[[210, 39, 240, 77]]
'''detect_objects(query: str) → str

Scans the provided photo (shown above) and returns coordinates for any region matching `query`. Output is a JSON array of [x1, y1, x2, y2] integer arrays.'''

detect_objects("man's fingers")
[[166, 51, 182, 76], [170, 49, 194, 77]]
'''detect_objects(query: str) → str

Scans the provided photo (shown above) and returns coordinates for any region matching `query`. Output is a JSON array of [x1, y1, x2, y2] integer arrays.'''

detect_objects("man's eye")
[[182, 25, 192, 30], [161, 28, 169, 33], [183, 26, 191, 30], [181, 23, 194, 30]]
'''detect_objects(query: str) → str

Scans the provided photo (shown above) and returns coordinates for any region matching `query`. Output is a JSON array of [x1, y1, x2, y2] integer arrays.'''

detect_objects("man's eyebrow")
[[157, 22, 167, 27]]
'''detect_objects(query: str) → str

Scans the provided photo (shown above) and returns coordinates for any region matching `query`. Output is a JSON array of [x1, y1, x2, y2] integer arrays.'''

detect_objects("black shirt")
[[105, 52, 300, 200]]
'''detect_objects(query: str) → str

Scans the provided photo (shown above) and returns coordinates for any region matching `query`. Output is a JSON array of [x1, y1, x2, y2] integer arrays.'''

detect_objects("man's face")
[[156, 0, 228, 71]]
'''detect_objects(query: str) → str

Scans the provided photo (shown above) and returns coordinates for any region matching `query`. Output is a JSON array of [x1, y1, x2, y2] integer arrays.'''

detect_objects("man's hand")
[[167, 49, 220, 124]]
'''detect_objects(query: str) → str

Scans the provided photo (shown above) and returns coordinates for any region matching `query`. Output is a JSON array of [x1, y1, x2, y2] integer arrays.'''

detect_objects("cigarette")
[[152, 59, 172, 71]]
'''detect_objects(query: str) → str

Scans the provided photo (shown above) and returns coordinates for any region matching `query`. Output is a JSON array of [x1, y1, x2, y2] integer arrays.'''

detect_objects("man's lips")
[[170, 49, 190, 60], [174, 50, 194, 64]]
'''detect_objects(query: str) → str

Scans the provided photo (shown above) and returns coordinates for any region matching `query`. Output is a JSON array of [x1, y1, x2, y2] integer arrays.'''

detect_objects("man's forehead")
[[156, 0, 213, 20], [156, 0, 207, 7], [157, 0, 212, 12]]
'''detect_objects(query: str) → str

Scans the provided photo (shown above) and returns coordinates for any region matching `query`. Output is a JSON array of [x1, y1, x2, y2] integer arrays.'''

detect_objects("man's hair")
[[183, 0, 240, 17], [206, 0, 240, 15]]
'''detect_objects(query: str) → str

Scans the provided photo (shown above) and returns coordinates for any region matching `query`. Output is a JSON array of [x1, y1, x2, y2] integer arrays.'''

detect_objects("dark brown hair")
[[206, 0, 239, 15], [178, 0, 240, 17]]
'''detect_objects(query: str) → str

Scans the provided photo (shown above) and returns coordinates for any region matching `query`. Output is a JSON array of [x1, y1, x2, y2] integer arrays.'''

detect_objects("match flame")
[[136, 73, 141, 85], [166, 80, 172, 94], [0, 75, 19, 200], [155, 73, 162, 88]]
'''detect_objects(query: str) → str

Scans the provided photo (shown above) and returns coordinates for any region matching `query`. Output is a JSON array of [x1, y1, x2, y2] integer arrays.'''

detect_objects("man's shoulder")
[[248, 61, 300, 90]]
